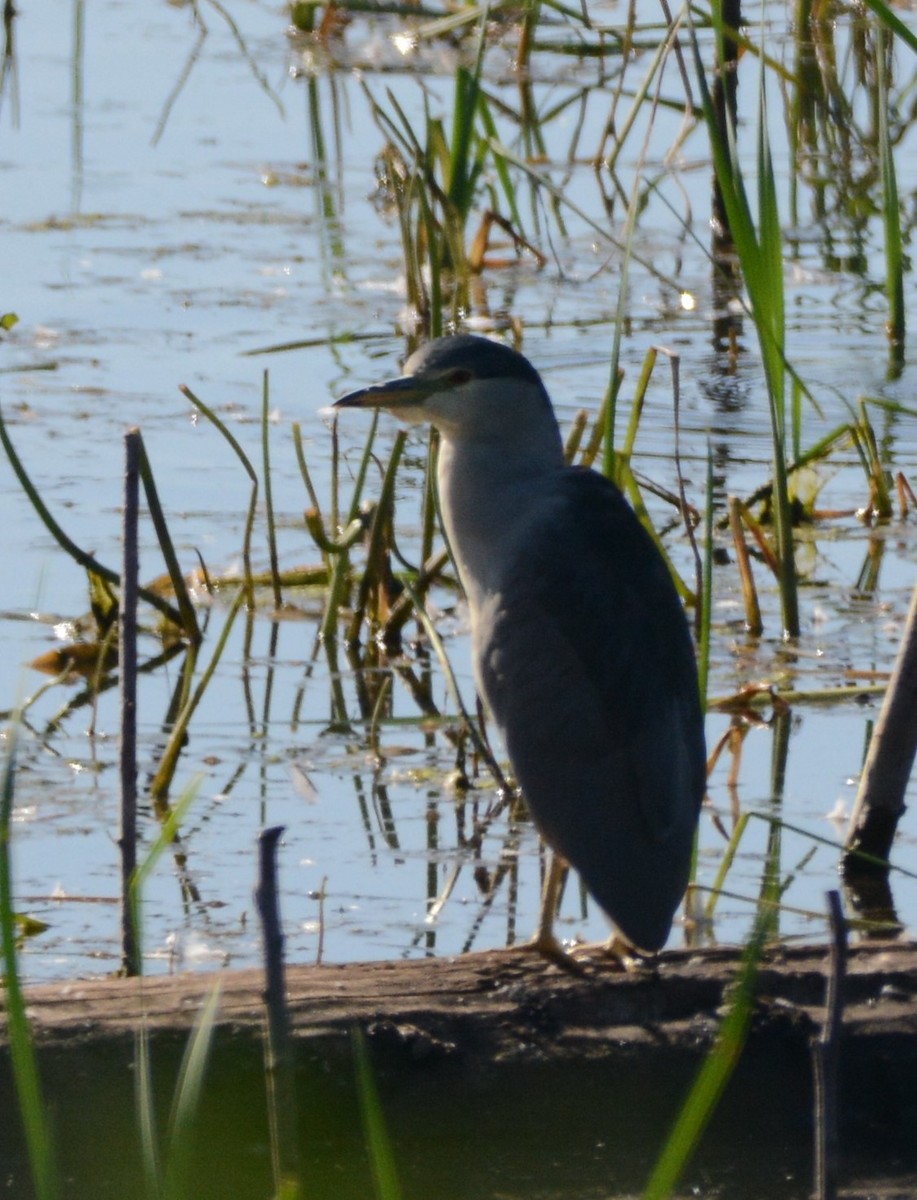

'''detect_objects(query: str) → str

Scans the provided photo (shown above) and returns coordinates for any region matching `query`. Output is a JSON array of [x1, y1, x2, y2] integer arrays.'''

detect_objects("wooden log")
[[8, 940, 917, 1069]]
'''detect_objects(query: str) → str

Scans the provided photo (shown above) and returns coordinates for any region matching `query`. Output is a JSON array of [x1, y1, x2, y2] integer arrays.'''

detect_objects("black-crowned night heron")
[[335, 334, 706, 962]]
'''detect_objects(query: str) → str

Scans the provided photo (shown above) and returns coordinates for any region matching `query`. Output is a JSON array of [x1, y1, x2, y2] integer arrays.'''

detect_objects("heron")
[[334, 334, 706, 963]]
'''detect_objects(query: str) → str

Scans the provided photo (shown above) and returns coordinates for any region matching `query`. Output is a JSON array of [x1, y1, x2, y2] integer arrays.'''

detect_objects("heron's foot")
[[528, 930, 588, 975], [597, 933, 641, 971], [543, 935, 639, 972]]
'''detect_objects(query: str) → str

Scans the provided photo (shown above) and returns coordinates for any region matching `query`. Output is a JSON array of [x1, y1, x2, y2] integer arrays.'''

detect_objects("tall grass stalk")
[[261, 371, 283, 609], [693, 19, 800, 637], [340, 409, 379, 528], [445, 59, 485, 224], [851, 402, 892, 520], [357, 23, 497, 321], [642, 903, 773, 1200], [136, 1025, 161, 1198], [703, 811, 752, 921], [352, 1027, 403, 1200], [645, 705, 790, 1196], [128, 778, 203, 967], [305, 503, 365, 640], [876, 24, 905, 365], [136, 436, 202, 643], [728, 497, 764, 636], [420, 429, 440, 568], [346, 431, 408, 642], [0, 728, 60, 1200], [148, 590, 245, 803], [291, 423, 323, 521], [130, 780, 211, 1193], [137, 980, 223, 1200], [181, 385, 258, 610], [860, 0, 917, 54], [761, 708, 791, 939]]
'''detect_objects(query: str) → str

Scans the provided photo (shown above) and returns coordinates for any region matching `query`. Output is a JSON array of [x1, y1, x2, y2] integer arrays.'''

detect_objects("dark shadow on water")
[[2, 1025, 916, 1198]]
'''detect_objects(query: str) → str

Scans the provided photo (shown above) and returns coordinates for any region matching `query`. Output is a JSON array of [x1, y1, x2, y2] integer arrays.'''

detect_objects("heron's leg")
[[536, 852, 566, 944], [529, 853, 584, 972]]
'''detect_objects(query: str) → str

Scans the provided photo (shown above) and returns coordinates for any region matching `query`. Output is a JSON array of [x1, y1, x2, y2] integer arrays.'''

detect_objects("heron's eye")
[[447, 368, 473, 385]]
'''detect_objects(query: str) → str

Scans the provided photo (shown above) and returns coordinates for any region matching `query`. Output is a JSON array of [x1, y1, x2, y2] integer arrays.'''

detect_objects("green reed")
[[352, 1028, 404, 1200], [693, 15, 800, 638], [1, 727, 59, 1200]]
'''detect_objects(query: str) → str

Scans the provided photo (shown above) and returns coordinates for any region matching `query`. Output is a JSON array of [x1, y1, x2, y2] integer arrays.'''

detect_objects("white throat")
[[436, 423, 564, 613]]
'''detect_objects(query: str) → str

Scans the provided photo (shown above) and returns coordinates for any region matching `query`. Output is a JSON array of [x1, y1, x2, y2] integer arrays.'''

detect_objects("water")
[[2, 0, 917, 989]]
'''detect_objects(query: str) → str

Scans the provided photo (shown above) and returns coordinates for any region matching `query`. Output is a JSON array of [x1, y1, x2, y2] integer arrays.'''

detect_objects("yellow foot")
[[526, 930, 591, 975], [599, 933, 641, 971], [527, 933, 644, 974]]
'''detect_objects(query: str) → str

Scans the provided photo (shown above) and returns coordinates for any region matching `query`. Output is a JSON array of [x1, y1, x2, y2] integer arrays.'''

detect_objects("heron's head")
[[334, 335, 560, 451]]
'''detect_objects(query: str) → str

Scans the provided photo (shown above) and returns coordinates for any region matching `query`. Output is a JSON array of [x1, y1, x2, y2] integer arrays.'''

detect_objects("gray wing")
[[476, 468, 706, 951]]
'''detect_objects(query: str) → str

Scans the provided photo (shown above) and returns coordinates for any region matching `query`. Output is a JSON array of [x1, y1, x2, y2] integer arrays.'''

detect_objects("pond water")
[[3, 0, 917, 994], [6, 1027, 907, 1200]]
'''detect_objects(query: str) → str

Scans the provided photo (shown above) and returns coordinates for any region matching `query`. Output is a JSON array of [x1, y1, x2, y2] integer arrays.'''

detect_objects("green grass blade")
[[691, 19, 799, 635], [703, 811, 752, 920], [137, 436, 202, 644], [475, 92, 522, 229], [618, 347, 656, 465], [133, 779, 203, 898], [859, 0, 917, 53], [756, 74, 784, 418], [642, 905, 773, 1200], [617, 461, 694, 604], [148, 590, 245, 802], [877, 24, 905, 359], [0, 728, 59, 1200], [135, 1024, 162, 1199], [180, 384, 258, 610], [754, 71, 798, 637], [352, 1027, 403, 1200], [447, 66, 479, 214], [262, 370, 283, 610], [344, 408, 380, 526], [162, 981, 223, 1200], [292, 422, 323, 524]]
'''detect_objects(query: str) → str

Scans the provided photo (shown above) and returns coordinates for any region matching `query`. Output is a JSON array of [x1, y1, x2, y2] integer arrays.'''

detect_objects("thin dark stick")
[[119, 429, 141, 977], [255, 826, 301, 1190], [813, 890, 847, 1200]]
